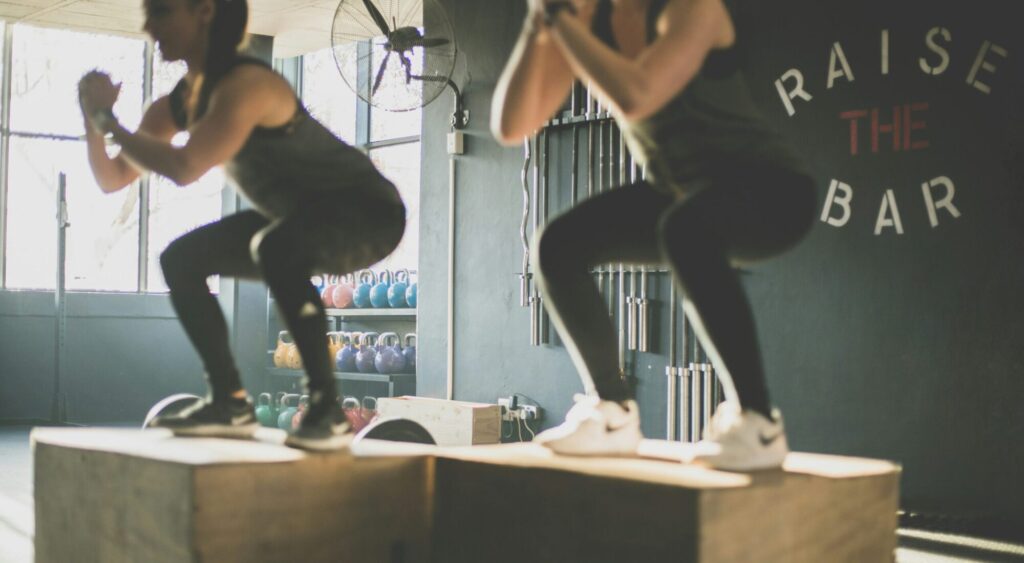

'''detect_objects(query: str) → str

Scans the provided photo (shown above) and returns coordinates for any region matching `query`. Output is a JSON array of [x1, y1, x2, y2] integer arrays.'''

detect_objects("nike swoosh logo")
[[232, 415, 253, 425], [606, 420, 632, 433], [759, 429, 782, 446]]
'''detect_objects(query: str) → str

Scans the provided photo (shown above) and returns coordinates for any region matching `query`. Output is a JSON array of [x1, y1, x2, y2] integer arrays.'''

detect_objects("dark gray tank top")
[[593, 0, 806, 194], [169, 57, 401, 218]]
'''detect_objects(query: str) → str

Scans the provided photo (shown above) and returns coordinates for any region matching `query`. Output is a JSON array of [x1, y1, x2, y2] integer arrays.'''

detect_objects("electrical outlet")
[[519, 405, 540, 422], [497, 397, 516, 421]]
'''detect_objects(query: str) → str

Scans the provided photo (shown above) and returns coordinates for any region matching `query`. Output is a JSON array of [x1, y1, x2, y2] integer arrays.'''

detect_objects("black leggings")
[[534, 165, 816, 415], [160, 195, 405, 404]]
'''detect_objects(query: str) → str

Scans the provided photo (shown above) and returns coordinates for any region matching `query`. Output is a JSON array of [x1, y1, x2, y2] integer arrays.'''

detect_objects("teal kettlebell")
[[255, 393, 275, 427], [370, 270, 393, 308], [353, 270, 376, 309], [277, 394, 300, 430], [387, 269, 410, 308]]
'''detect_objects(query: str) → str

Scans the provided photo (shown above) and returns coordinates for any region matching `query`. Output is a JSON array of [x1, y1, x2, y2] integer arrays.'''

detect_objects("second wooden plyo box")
[[375, 396, 502, 446]]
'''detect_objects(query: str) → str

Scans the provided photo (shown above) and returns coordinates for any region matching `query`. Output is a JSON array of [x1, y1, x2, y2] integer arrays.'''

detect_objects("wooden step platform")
[[32, 428, 900, 563]]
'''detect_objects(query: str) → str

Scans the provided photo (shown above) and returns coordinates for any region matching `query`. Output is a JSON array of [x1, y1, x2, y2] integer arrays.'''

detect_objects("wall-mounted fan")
[[331, 0, 463, 123]]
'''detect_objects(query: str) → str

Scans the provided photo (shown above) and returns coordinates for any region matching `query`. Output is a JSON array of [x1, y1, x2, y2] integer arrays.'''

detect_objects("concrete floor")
[[2, 426, 1022, 563]]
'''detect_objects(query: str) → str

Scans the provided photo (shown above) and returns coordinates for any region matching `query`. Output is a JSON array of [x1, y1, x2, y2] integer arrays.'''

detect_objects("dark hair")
[[192, 0, 249, 120]]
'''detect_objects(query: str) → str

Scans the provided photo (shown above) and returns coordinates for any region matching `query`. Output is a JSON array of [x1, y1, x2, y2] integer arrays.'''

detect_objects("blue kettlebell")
[[402, 333, 416, 374], [353, 270, 376, 309], [335, 332, 358, 372], [355, 332, 379, 373], [406, 277, 418, 308], [374, 332, 407, 374], [370, 270, 393, 308], [387, 269, 410, 308]]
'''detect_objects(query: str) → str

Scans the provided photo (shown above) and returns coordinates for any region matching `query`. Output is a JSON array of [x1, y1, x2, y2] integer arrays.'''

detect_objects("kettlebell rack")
[[262, 289, 418, 400], [517, 82, 727, 442]]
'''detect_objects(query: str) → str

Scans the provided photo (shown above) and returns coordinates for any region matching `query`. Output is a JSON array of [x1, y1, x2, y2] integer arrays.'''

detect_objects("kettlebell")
[[292, 395, 309, 429], [342, 396, 364, 431], [360, 396, 378, 429], [311, 274, 326, 296], [336, 332, 358, 372], [355, 332, 380, 373], [387, 269, 410, 308], [374, 332, 407, 374], [320, 275, 338, 308], [406, 276, 418, 308], [353, 270, 376, 309], [370, 270, 393, 308], [402, 333, 417, 374], [331, 273, 355, 309], [255, 393, 275, 427], [327, 332, 344, 364], [285, 338, 303, 370], [273, 331, 292, 368], [277, 394, 300, 430]]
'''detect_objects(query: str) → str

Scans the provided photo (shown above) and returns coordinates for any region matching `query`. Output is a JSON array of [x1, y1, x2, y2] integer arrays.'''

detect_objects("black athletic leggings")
[[160, 194, 405, 405], [534, 164, 816, 415]]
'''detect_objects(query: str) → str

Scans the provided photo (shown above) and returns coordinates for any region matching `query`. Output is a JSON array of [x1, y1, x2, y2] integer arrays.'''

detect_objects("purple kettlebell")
[[355, 332, 379, 373], [402, 333, 416, 374], [374, 332, 406, 374], [335, 332, 358, 373]]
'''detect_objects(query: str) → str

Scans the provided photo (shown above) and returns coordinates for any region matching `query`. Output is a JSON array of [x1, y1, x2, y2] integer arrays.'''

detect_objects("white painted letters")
[[875, 190, 904, 235], [919, 27, 952, 76], [774, 69, 814, 117], [821, 179, 853, 227], [828, 42, 856, 89], [921, 176, 961, 227], [966, 41, 1009, 94]]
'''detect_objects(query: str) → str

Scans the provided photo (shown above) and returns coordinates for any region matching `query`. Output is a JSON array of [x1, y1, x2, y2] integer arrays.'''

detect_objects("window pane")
[[302, 48, 357, 144], [5, 138, 139, 291], [152, 58, 187, 100], [369, 45, 422, 141], [146, 163, 225, 293], [369, 142, 419, 272], [145, 59, 222, 293], [10, 25, 145, 136]]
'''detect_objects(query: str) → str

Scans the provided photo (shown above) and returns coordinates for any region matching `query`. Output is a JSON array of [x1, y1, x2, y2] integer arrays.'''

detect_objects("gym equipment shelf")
[[267, 367, 414, 384], [324, 308, 416, 318], [266, 367, 415, 397]]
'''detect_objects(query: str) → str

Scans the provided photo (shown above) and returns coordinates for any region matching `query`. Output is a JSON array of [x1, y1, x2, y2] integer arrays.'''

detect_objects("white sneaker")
[[691, 402, 789, 471], [534, 394, 643, 456]]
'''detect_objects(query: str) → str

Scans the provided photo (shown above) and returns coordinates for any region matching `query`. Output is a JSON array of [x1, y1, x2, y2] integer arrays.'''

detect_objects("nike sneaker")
[[284, 401, 353, 452], [691, 401, 789, 471], [534, 394, 642, 456], [149, 397, 259, 439]]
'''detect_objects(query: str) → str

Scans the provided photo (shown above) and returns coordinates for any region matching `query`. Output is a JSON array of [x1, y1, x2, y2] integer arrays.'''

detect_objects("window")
[[3, 25, 145, 290], [0, 25, 227, 292], [145, 59, 224, 292]]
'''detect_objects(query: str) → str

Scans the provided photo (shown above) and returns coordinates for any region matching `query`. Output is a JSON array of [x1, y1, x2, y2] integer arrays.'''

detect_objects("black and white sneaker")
[[284, 403, 353, 452], [149, 398, 260, 439]]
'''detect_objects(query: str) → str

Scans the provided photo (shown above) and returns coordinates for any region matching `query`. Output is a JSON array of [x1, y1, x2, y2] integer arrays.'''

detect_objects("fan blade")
[[372, 51, 392, 95], [361, 0, 391, 36], [399, 53, 413, 84], [418, 37, 450, 48]]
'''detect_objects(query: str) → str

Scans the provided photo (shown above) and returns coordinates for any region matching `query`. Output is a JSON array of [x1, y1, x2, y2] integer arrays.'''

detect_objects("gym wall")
[[418, 0, 1023, 529]]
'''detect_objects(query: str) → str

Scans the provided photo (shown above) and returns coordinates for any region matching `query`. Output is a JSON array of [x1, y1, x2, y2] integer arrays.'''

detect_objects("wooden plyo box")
[[33, 430, 900, 563], [376, 396, 501, 446], [32, 428, 433, 563], [431, 441, 901, 563]]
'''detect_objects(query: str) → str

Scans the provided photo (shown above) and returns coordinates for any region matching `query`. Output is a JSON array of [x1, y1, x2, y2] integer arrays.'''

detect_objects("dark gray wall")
[[418, 0, 1023, 528]]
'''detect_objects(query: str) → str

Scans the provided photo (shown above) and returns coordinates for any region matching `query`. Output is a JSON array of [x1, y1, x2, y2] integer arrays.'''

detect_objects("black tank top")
[[592, 0, 806, 194], [168, 56, 401, 218]]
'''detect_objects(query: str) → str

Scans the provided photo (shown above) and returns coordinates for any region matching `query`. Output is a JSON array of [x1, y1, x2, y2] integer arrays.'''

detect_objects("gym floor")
[[3, 427, 1022, 563]]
